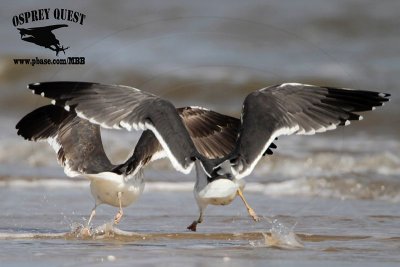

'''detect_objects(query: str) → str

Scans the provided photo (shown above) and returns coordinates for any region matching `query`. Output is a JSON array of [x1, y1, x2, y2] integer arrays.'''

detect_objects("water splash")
[[68, 222, 91, 239], [250, 217, 304, 249], [68, 222, 143, 239]]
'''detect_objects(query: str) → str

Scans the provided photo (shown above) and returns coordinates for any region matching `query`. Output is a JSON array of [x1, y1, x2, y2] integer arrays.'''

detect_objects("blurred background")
[[0, 0, 399, 200]]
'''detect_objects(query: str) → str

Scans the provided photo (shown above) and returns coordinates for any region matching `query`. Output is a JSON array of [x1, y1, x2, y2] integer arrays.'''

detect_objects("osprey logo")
[[13, 8, 86, 56], [17, 24, 69, 56]]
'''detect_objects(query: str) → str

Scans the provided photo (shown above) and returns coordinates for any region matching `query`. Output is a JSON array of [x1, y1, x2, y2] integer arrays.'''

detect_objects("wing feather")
[[115, 106, 278, 175], [16, 105, 114, 177], [221, 83, 390, 179], [28, 82, 199, 174]]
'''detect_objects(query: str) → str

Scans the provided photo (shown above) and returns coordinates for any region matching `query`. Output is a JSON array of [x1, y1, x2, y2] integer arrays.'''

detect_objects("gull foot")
[[249, 208, 260, 222], [187, 221, 197, 232], [80, 227, 92, 237], [69, 225, 93, 238], [114, 211, 123, 225]]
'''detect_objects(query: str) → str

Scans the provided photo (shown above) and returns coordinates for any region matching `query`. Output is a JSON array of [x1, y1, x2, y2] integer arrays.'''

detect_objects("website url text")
[[13, 57, 85, 66]]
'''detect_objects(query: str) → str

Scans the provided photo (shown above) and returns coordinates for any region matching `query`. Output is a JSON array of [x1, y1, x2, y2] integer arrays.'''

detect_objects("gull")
[[199, 83, 390, 231], [211, 83, 390, 179], [23, 81, 390, 232], [16, 87, 241, 230]]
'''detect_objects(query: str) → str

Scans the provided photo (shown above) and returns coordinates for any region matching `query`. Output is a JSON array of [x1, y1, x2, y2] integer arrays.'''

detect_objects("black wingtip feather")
[[262, 142, 278, 156], [16, 105, 71, 141], [28, 81, 99, 98], [322, 87, 391, 113]]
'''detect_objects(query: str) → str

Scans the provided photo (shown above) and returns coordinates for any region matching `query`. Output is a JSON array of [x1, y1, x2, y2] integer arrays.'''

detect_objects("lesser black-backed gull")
[[212, 83, 390, 179], [16, 99, 242, 230], [192, 83, 390, 231], [23, 81, 389, 232]]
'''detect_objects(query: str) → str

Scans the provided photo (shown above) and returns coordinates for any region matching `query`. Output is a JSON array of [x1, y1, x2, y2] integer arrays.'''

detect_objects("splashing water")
[[68, 221, 144, 240], [250, 218, 304, 249]]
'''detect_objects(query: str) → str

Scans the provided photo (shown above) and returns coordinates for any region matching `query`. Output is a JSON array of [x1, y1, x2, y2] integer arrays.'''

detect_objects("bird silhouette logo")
[[17, 24, 69, 56]]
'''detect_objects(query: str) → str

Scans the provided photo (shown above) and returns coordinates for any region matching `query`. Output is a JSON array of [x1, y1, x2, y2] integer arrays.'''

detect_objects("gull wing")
[[220, 83, 390, 179], [16, 105, 114, 177]]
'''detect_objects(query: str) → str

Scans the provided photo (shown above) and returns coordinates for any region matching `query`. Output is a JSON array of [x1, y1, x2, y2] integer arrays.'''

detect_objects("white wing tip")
[[278, 83, 313, 88], [120, 121, 133, 131], [29, 82, 40, 89], [51, 100, 56, 105], [326, 124, 337, 131], [189, 106, 209, 111]]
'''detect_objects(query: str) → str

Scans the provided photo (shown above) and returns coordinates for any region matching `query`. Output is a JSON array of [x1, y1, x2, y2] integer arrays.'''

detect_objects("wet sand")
[[1, 184, 399, 266]]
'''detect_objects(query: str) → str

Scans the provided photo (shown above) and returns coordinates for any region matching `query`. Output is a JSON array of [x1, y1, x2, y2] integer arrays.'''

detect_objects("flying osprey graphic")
[[17, 24, 69, 56]]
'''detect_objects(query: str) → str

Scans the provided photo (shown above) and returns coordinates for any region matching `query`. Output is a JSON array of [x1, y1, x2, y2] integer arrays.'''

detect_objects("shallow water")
[[0, 183, 400, 266], [1, 107, 400, 267]]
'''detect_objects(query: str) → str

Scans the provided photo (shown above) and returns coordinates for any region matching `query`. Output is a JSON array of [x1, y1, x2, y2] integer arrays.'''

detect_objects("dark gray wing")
[[114, 106, 263, 175], [179, 107, 276, 159], [220, 83, 390, 179], [112, 129, 163, 175], [29, 82, 201, 174], [178, 107, 241, 159], [16, 105, 114, 177]]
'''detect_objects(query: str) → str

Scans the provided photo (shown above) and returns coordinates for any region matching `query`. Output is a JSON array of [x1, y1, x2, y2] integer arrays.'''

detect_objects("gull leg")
[[237, 188, 260, 222], [187, 207, 204, 232], [79, 204, 97, 237], [114, 192, 124, 225], [87, 206, 97, 227]]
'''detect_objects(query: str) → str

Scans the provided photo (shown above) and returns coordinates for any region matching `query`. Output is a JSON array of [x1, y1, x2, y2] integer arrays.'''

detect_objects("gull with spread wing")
[[17, 86, 241, 231], [21, 81, 389, 232]]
